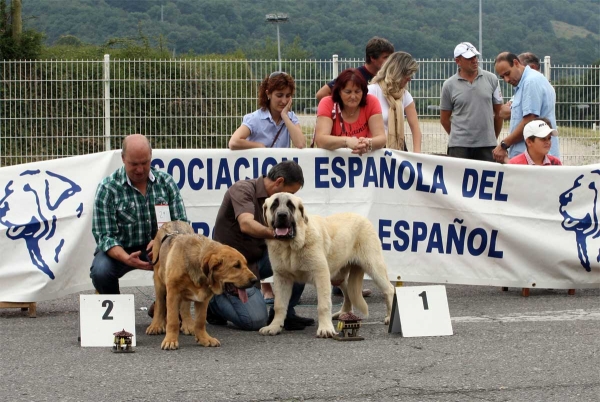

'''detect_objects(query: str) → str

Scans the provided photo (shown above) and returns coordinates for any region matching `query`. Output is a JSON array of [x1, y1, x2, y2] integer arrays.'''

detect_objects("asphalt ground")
[[2, 282, 600, 402]]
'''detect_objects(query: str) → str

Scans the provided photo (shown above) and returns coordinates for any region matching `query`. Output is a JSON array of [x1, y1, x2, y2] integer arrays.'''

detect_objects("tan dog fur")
[[146, 221, 257, 350], [259, 193, 395, 338]]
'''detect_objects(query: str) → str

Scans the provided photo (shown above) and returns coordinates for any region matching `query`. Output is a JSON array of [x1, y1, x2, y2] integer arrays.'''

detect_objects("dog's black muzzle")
[[273, 210, 296, 239]]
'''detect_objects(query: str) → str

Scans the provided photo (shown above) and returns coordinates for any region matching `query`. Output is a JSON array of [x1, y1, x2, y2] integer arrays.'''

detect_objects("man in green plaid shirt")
[[90, 134, 187, 295]]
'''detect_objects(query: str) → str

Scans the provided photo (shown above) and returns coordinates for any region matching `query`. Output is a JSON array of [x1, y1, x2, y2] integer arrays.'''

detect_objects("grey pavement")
[[2, 282, 600, 402]]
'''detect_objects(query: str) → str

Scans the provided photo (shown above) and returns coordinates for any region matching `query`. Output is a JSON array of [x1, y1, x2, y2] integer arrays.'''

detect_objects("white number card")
[[388, 285, 453, 337], [155, 204, 171, 228], [80, 294, 136, 347]]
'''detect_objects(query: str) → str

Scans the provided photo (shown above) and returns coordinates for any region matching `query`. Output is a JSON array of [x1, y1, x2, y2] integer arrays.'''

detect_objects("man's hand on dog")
[[127, 250, 153, 271]]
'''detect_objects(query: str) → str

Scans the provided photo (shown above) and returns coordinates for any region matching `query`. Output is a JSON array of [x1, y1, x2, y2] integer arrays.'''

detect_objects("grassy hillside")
[[19, 0, 600, 64], [552, 20, 599, 41]]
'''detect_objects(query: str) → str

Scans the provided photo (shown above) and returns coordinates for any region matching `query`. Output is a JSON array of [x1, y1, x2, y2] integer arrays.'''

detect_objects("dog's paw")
[[146, 322, 166, 335], [160, 337, 179, 350], [180, 320, 195, 336], [316, 324, 337, 338], [196, 335, 221, 347], [384, 316, 390, 325], [259, 324, 283, 336]]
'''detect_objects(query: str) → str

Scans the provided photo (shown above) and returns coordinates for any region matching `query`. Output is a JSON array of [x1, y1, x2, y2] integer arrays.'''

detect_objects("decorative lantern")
[[112, 329, 135, 353], [333, 312, 364, 341]]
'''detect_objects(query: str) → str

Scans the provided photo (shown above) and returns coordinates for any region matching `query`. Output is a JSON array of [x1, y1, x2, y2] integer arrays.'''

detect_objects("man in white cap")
[[508, 118, 562, 165], [440, 42, 504, 161]]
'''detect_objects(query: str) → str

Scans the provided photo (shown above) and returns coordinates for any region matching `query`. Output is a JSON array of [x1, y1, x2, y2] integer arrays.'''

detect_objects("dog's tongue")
[[238, 288, 248, 303], [275, 228, 290, 236]]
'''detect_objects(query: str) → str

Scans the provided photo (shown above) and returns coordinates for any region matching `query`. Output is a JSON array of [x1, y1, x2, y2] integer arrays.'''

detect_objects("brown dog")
[[146, 221, 257, 350]]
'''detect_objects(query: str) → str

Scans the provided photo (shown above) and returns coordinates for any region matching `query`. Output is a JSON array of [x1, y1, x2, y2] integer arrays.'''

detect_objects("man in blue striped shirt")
[[90, 134, 187, 295]]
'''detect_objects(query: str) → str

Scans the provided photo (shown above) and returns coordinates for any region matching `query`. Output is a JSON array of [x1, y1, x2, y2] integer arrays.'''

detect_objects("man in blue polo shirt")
[[493, 52, 560, 163]]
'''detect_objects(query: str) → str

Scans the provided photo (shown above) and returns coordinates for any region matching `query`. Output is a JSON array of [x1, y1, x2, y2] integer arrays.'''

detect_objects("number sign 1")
[[80, 294, 136, 347], [388, 285, 453, 337]]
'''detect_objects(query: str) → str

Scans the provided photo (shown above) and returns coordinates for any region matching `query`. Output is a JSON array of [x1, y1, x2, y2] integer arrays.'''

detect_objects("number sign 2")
[[80, 295, 136, 347], [388, 285, 453, 337]]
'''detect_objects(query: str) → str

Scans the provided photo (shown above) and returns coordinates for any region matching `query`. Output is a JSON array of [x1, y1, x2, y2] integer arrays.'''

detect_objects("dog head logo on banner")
[[559, 169, 600, 272], [0, 169, 83, 280]]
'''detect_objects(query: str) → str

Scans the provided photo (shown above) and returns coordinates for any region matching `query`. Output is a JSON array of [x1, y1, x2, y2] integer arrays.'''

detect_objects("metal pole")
[[479, 0, 482, 58], [544, 55, 551, 81], [332, 54, 339, 79], [276, 23, 282, 71], [103, 54, 111, 151]]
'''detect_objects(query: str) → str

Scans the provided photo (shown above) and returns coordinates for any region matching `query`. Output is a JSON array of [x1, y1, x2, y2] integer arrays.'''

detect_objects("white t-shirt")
[[367, 83, 414, 134]]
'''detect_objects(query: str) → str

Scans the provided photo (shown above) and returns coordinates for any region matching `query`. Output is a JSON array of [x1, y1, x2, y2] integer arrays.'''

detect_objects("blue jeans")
[[90, 245, 149, 294], [208, 251, 305, 331]]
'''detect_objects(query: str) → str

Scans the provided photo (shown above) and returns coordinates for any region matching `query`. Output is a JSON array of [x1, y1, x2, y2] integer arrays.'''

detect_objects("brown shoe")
[[147, 301, 155, 318], [362, 289, 372, 297]]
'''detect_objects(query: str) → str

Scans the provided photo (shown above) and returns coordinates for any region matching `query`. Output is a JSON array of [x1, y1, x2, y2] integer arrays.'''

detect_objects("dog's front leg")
[[193, 298, 221, 347], [146, 276, 167, 335], [259, 275, 292, 336], [313, 270, 336, 338], [161, 287, 182, 350]]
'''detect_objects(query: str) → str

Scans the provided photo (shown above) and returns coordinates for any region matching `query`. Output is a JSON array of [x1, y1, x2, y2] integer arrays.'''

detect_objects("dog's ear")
[[202, 252, 224, 291], [299, 202, 308, 224], [263, 202, 269, 227]]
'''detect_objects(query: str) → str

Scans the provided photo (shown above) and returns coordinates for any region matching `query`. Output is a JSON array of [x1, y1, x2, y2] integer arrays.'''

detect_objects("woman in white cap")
[[368, 51, 422, 152], [508, 118, 562, 165]]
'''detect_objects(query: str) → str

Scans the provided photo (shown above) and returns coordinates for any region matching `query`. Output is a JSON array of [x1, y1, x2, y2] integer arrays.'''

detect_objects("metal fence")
[[1, 55, 599, 166]]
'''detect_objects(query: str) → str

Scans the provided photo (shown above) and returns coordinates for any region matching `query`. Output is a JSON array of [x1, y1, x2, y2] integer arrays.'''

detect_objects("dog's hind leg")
[[362, 258, 395, 325], [179, 301, 195, 335], [331, 264, 352, 320], [346, 264, 368, 317], [193, 298, 220, 347]]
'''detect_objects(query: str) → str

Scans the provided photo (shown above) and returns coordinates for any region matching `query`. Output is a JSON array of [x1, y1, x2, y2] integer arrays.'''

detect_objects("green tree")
[[0, 0, 43, 59]]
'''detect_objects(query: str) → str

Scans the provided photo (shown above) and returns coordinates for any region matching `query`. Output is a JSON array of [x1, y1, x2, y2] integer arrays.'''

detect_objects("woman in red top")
[[314, 68, 386, 155]]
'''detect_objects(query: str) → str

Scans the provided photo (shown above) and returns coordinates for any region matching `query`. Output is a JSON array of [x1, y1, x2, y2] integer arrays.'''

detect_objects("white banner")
[[1, 148, 599, 302]]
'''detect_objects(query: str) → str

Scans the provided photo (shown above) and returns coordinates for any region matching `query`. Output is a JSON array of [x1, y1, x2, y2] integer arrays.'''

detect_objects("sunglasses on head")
[[269, 71, 287, 79]]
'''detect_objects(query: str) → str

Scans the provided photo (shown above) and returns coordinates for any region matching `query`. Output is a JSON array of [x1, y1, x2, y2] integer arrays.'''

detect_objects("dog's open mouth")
[[274, 225, 295, 239]]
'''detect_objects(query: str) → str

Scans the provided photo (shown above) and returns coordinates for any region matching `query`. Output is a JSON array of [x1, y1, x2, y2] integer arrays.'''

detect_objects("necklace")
[[343, 108, 358, 118]]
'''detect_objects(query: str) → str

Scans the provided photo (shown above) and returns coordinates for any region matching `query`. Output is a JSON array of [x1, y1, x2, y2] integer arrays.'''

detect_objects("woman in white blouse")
[[368, 51, 422, 152]]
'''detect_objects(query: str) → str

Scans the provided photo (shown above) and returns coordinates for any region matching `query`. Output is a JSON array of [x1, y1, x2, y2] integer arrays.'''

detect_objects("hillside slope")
[[22, 0, 600, 64]]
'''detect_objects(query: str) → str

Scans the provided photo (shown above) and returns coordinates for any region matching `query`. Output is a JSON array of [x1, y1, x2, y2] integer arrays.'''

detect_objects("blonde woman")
[[368, 51, 422, 152]]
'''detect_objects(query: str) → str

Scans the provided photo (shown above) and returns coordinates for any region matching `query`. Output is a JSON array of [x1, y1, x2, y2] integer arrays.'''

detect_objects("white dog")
[[259, 192, 395, 338]]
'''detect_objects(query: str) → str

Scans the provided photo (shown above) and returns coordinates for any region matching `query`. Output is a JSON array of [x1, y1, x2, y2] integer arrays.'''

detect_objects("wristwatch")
[[500, 141, 509, 151]]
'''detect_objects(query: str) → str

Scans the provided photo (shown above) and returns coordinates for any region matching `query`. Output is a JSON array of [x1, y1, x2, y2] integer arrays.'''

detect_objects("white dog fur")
[[259, 192, 395, 338]]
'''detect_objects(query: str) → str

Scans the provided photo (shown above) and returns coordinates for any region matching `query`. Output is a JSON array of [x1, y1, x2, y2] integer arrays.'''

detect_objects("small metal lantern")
[[112, 329, 135, 353], [333, 312, 364, 341]]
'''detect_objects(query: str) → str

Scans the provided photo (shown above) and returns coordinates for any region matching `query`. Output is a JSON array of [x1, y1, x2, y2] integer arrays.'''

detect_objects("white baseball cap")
[[454, 42, 480, 58], [523, 120, 558, 139]]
